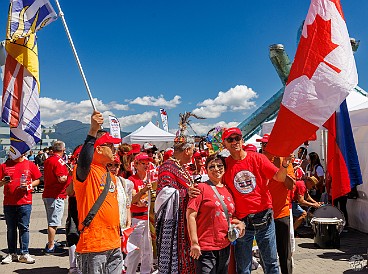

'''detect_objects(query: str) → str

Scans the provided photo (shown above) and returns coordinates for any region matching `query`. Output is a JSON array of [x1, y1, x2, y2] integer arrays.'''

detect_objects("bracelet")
[[282, 163, 289, 168]]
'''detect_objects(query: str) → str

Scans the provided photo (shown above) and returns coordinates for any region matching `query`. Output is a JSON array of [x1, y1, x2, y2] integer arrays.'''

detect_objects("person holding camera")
[[187, 153, 245, 274], [1, 154, 42, 264]]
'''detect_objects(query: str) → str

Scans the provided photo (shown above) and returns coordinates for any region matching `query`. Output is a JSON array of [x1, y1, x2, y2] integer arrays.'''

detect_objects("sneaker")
[[68, 267, 82, 274], [19, 253, 36, 264], [54, 240, 66, 248], [44, 243, 67, 255], [1, 253, 18, 264]]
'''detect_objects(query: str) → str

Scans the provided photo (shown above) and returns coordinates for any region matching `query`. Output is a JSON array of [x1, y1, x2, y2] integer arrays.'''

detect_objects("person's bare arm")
[[186, 208, 201, 260], [298, 194, 320, 208], [283, 175, 295, 190], [66, 180, 75, 196], [272, 156, 293, 182], [31, 179, 40, 187]]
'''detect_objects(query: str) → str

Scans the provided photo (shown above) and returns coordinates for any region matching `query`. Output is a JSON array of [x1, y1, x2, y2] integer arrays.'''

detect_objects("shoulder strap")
[[206, 180, 230, 227], [80, 172, 112, 232]]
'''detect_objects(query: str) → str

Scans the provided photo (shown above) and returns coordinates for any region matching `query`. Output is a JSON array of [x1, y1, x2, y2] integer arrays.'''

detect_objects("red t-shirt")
[[293, 180, 307, 202], [1, 159, 42, 205], [187, 183, 235, 251], [42, 154, 69, 199], [224, 152, 278, 219], [129, 174, 149, 220]]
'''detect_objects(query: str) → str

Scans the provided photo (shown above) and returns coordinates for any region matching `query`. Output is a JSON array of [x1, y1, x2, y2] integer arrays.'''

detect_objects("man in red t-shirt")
[[0, 155, 41, 264], [42, 141, 69, 254], [292, 176, 321, 230], [126, 153, 153, 274], [222, 127, 292, 274]]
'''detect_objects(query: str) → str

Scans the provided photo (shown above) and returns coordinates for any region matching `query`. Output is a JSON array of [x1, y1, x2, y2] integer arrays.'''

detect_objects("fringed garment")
[[156, 159, 195, 274]]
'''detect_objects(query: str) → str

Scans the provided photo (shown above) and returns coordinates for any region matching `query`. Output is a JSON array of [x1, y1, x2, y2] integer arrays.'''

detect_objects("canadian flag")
[[121, 226, 139, 254], [267, 0, 357, 156]]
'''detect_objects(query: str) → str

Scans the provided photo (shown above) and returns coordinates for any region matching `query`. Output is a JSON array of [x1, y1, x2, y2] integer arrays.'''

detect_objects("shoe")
[[54, 240, 66, 248], [1, 253, 18, 264], [19, 253, 36, 264], [44, 243, 67, 255], [68, 267, 82, 274]]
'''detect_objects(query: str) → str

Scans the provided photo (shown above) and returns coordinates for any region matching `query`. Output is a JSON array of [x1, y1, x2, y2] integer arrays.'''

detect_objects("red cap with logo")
[[222, 127, 242, 142], [256, 134, 270, 143], [135, 153, 153, 162], [243, 144, 258, 152], [128, 144, 141, 155], [94, 133, 121, 148]]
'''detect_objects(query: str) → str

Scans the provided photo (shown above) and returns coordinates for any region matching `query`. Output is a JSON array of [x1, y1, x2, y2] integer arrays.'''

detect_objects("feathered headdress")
[[175, 112, 205, 144]]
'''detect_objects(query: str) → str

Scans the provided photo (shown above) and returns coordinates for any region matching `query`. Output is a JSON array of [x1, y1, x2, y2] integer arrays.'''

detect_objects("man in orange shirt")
[[257, 134, 295, 274], [73, 111, 122, 274]]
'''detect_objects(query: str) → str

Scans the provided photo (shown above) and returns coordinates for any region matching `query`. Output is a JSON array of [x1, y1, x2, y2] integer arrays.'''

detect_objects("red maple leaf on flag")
[[287, 14, 341, 85]]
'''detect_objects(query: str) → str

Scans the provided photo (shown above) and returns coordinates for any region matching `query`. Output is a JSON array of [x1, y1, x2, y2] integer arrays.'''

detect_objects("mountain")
[[46, 120, 130, 151]]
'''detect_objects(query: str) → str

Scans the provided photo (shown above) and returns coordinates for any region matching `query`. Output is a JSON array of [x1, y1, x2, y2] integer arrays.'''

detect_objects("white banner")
[[160, 108, 169, 132], [108, 115, 121, 139]]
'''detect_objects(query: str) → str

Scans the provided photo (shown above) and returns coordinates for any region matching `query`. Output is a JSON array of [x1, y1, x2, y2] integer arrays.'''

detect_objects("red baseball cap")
[[222, 127, 242, 142], [293, 158, 302, 165], [128, 144, 141, 155], [135, 153, 153, 162], [94, 133, 121, 148], [163, 148, 174, 161], [243, 144, 257, 152], [256, 134, 270, 143]]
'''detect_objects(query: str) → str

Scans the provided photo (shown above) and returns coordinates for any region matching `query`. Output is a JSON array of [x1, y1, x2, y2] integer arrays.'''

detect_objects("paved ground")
[[1, 192, 368, 273]]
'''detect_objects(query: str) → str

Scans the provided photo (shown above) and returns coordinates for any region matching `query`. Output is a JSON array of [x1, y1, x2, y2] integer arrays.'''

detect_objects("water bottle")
[[20, 174, 27, 189]]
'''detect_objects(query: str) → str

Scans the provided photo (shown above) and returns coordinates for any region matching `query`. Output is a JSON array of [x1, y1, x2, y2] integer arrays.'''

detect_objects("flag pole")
[[54, 0, 97, 111]]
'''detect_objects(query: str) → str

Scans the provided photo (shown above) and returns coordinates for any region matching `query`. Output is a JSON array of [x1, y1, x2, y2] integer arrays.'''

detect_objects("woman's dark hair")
[[205, 153, 226, 170], [309, 152, 322, 167]]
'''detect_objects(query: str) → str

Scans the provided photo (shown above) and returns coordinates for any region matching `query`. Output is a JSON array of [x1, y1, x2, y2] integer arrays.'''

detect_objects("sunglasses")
[[107, 163, 120, 168], [225, 135, 242, 143], [208, 164, 224, 171], [100, 143, 116, 152], [262, 142, 267, 147]]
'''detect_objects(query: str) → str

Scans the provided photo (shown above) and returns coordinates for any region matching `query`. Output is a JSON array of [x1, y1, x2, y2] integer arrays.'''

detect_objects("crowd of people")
[[0, 111, 345, 274]]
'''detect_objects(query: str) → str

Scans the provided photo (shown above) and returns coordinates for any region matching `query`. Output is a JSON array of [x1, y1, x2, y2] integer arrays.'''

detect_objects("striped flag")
[[2, 0, 57, 159], [323, 100, 362, 200], [160, 108, 169, 132], [266, 0, 357, 156]]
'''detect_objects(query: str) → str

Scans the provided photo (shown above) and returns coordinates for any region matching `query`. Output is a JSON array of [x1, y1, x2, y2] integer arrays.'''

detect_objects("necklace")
[[170, 156, 194, 187]]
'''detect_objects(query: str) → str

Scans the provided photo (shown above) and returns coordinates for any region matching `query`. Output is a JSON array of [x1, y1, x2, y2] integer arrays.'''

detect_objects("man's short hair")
[[53, 141, 65, 152], [173, 136, 195, 152]]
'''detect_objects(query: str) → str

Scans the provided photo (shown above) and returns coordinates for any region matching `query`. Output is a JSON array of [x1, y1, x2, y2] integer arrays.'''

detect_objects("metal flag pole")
[[54, 0, 97, 111]]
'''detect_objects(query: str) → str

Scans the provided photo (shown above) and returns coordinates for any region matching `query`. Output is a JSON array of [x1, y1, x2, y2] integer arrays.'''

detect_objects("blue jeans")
[[4, 204, 32, 254], [235, 211, 279, 274]]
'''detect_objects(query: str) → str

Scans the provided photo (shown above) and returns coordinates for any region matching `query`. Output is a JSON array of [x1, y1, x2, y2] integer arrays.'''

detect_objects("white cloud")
[[192, 85, 257, 118], [39, 97, 129, 126], [128, 95, 181, 108], [185, 121, 239, 136], [117, 111, 158, 128]]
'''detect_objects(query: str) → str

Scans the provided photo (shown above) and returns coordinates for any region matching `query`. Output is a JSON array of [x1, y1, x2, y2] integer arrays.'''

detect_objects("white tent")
[[261, 90, 368, 232], [122, 121, 175, 150]]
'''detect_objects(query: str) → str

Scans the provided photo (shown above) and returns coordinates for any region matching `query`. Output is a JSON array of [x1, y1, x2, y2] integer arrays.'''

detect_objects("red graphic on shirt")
[[287, 14, 340, 85]]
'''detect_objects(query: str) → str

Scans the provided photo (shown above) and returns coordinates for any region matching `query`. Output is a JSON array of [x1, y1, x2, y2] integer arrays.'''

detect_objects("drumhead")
[[313, 205, 345, 223], [311, 217, 344, 224]]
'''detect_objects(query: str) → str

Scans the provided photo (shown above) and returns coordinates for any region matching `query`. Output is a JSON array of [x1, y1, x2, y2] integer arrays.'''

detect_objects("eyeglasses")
[[100, 143, 116, 152], [262, 142, 267, 147], [107, 163, 120, 168], [225, 135, 242, 143], [208, 164, 224, 171]]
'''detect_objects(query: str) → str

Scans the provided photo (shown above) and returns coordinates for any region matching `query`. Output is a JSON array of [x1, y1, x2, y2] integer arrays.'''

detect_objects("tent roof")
[[122, 121, 175, 144]]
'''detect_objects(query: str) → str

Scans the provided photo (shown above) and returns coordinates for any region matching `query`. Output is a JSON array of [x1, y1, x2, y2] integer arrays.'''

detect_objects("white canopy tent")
[[244, 134, 262, 151], [122, 121, 175, 151], [261, 90, 368, 232]]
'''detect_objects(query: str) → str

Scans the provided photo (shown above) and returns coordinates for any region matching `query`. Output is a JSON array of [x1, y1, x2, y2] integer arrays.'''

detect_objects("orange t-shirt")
[[268, 160, 295, 219], [73, 163, 121, 253]]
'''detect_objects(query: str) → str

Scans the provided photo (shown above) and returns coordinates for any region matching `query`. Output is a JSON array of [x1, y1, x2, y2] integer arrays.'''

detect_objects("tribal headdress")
[[175, 112, 205, 145]]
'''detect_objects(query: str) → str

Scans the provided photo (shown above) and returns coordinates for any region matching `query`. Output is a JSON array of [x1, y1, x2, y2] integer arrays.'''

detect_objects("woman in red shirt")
[[187, 154, 245, 274]]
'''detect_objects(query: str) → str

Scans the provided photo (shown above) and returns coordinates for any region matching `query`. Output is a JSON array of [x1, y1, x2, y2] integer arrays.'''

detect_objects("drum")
[[310, 205, 346, 248]]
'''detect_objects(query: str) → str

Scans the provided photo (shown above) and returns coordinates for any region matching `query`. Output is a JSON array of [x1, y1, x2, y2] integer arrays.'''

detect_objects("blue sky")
[[1, 0, 367, 134]]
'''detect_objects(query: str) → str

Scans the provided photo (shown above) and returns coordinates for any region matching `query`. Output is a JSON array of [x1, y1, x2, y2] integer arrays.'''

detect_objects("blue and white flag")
[[2, 0, 57, 159]]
